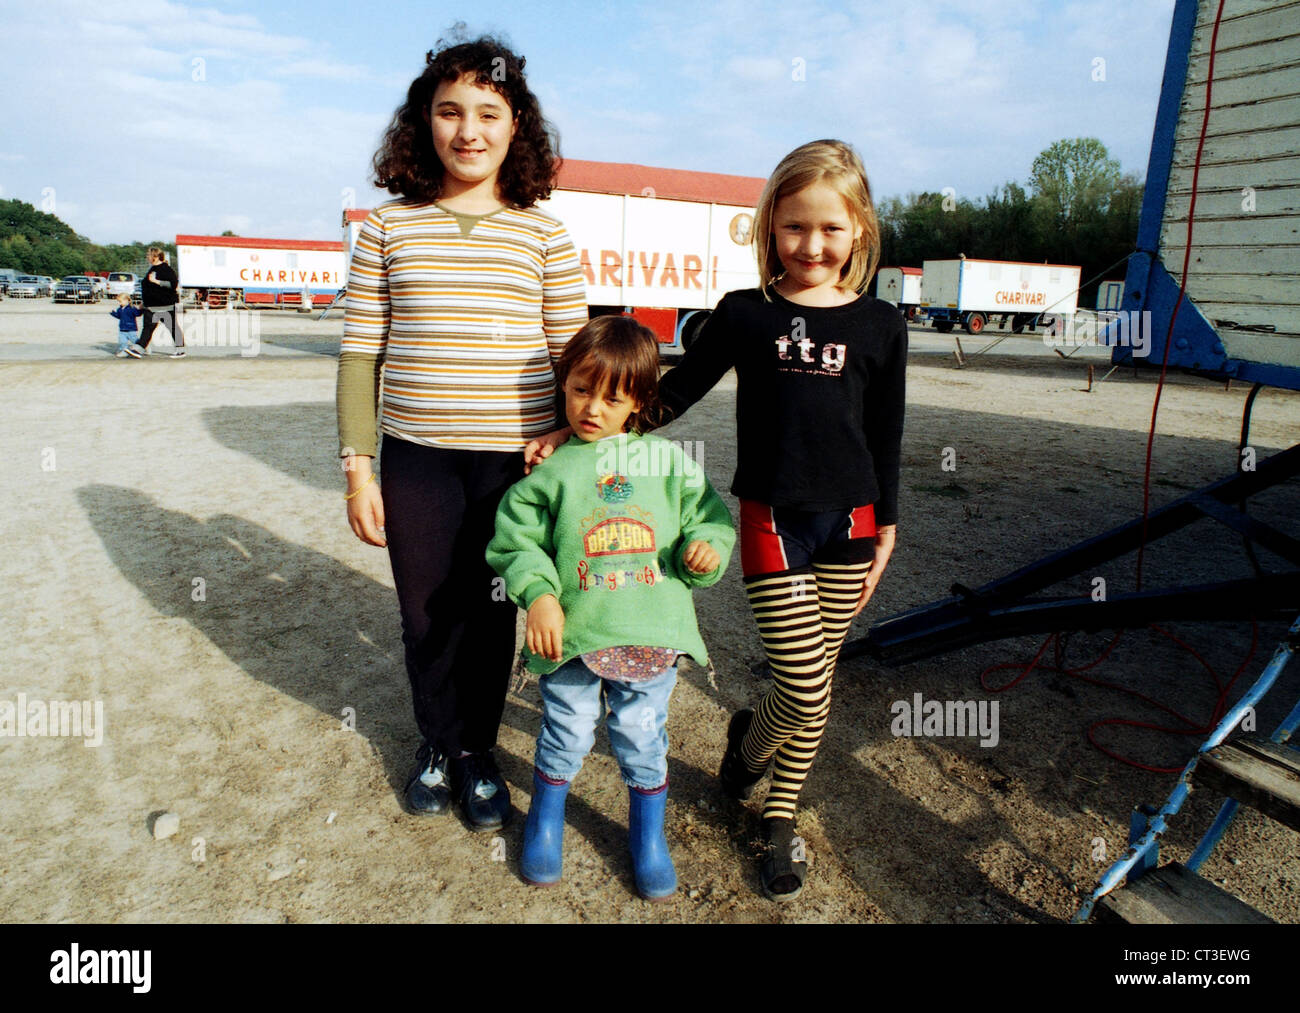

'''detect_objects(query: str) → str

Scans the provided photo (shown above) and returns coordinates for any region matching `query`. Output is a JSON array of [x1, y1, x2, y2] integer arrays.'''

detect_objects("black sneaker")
[[719, 709, 765, 800], [759, 817, 807, 903], [450, 750, 512, 832], [403, 740, 451, 816]]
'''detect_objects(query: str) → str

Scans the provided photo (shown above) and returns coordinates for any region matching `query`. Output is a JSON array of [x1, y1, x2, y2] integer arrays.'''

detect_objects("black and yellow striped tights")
[[739, 561, 873, 821]]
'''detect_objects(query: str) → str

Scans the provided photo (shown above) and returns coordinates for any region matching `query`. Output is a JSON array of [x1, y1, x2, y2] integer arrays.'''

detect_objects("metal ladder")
[[1074, 615, 1300, 923]]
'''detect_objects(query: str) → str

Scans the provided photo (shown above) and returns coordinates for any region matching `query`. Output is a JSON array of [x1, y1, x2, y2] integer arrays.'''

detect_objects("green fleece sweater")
[[487, 432, 736, 675]]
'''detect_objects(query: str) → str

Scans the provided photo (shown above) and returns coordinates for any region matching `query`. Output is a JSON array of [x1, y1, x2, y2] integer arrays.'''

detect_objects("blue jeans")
[[534, 657, 677, 790], [117, 330, 137, 352]]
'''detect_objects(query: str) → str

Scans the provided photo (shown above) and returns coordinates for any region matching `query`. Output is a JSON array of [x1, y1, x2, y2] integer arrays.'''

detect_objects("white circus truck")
[[920, 257, 1082, 335], [175, 234, 347, 309], [343, 158, 765, 354], [875, 266, 922, 319]]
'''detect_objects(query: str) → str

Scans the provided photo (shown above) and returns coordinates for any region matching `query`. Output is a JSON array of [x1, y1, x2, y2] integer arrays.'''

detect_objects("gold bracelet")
[[343, 472, 376, 501]]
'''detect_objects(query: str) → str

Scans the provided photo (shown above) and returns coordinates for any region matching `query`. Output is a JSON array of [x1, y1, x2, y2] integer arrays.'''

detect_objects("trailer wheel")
[[934, 320, 955, 333], [679, 310, 711, 352], [964, 312, 986, 335]]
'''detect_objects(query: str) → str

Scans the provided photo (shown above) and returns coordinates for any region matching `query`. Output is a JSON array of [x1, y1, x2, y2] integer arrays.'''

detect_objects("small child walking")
[[487, 316, 735, 900], [110, 293, 143, 357]]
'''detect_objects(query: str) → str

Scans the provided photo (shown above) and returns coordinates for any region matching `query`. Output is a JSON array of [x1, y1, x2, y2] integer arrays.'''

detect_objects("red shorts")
[[739, 499, 876, 577]]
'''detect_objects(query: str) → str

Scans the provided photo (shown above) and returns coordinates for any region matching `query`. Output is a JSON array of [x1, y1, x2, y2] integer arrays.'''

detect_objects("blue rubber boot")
[[628, 783, 676, 901], [520, 769, 569, 886]]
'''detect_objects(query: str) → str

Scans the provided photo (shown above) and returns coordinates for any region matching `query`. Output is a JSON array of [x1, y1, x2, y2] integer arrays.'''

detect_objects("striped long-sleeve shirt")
[[337, 199, 588, 456]]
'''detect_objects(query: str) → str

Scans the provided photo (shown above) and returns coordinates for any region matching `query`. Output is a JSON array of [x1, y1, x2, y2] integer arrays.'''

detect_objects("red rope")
[[1136, 0, 1226, 589], [982, 622, 1258, 773]]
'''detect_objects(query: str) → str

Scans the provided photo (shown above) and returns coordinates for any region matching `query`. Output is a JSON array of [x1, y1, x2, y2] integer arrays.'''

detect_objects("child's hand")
[[522, 427, 573, 474], [527, 594, 565, 661], [682, 540, 720, 575]]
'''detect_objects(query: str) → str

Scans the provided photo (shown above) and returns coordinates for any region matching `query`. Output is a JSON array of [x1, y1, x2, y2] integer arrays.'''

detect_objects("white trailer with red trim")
[[876, 266, 922, 319], [344, 158, 765, 352], [920, 257, 1082, 335], [175, 234, 346, 309]]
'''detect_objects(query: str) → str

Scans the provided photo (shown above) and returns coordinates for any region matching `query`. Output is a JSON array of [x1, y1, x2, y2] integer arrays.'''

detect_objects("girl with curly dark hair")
[[372, 35, 559, 210], [337, 31, 587, 833]]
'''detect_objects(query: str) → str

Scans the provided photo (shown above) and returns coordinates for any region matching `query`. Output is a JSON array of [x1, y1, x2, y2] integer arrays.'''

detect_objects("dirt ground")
[[2, 300, 1298, 924]]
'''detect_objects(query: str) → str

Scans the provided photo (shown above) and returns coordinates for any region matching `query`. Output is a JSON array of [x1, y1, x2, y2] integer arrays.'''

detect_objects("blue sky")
[[0, 0, 1176, 245]]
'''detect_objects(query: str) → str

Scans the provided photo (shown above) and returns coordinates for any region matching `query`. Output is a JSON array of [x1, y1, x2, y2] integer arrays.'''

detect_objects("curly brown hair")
[[372, 30, 560, 208]]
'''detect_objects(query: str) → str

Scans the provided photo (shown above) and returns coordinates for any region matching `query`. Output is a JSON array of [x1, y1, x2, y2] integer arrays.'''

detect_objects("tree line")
[[3, 137, 1141, 302], [0, 199, 176, 278], [875, 138, 1143, 307]]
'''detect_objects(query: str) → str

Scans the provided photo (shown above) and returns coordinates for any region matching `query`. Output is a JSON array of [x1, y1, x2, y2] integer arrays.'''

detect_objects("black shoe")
[[450, 750, 512, 832], [403, 740, 451, 815], [719, 709, 765, 801], [759, 817, 807, 903]]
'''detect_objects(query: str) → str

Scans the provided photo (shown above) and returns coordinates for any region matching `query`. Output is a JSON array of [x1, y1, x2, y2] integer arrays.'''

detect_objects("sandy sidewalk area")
[[2, 302, 1298, 923]]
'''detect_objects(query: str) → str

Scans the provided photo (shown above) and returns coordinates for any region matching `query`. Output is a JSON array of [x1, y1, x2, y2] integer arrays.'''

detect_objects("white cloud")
[[0, 0, 1176, 244]]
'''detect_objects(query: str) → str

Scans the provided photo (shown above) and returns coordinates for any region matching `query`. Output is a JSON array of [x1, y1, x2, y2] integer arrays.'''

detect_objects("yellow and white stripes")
[[342, 200, 587, 451]]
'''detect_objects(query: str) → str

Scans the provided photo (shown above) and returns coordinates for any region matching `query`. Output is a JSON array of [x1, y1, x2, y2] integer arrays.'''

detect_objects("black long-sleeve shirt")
[[658, 287, 907, 524], [142, 261, 179, 307]]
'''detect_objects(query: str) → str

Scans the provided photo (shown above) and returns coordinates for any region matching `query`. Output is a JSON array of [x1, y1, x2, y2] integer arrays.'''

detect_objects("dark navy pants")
[[380, 436, 523, 756]]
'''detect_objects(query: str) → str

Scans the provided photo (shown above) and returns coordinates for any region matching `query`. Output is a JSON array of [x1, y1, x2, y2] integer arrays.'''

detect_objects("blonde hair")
[[753, 139, 880, 296]]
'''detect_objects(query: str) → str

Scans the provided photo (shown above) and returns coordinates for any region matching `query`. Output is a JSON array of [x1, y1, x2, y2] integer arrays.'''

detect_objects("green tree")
[[1029, 137, 1122, 230]]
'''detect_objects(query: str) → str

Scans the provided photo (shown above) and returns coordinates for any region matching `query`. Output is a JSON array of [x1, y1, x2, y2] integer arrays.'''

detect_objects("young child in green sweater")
[[486, 316, 735, 900]]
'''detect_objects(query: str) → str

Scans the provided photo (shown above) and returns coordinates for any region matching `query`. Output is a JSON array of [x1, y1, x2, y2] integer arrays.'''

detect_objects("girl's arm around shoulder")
[[656, 292, 740, 428], [485, 466, 564, 610]]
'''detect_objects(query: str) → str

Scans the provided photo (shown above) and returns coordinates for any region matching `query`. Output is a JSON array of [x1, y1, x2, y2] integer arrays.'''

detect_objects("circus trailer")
[[920, 258, 1082, 335], [343, 158, 765, 355], [876, 266, 922, 318], [175, 235, 346, 309]]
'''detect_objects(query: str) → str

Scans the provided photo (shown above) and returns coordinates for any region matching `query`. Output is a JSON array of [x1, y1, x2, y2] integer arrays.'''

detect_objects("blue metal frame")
[[1073, 614, 1300, 922], [1109, 0, 1300, 391]]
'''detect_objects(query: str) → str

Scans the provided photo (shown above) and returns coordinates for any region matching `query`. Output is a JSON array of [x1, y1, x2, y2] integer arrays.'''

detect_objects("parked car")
[[8, 275, 43, 298], [54, 276, 98, 303], [36, 276, 54, 296], [88, 275, 108, 297], [0, 268, 23, 294], [107, 272, 138, 298]]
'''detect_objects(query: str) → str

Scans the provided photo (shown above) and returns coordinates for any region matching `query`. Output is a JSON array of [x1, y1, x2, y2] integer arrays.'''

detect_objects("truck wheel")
[[964, 312, 986, 335], [934, 320, 955, 333], [679, 311, 711, 352]]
